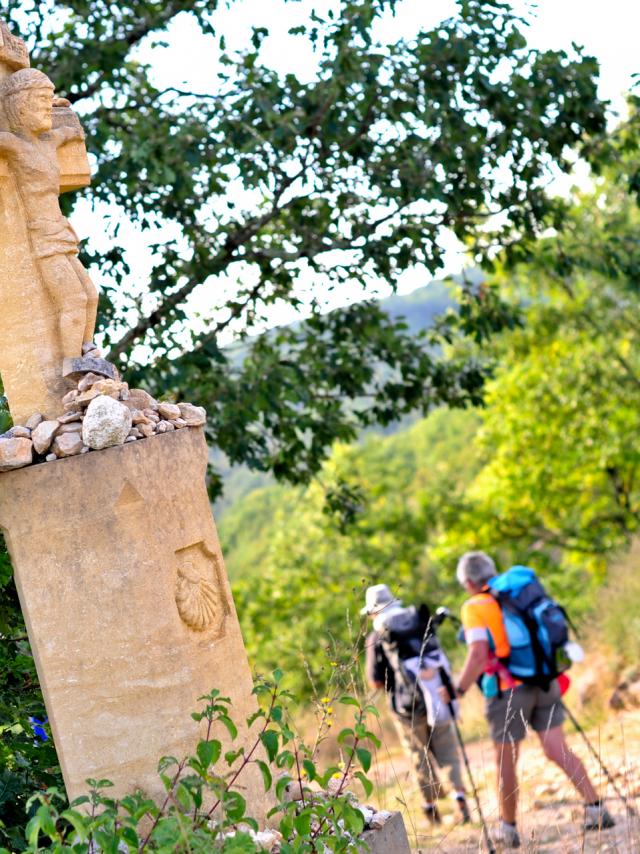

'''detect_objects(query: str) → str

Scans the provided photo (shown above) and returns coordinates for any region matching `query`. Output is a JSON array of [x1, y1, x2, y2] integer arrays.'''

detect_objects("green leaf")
[[337, 727, 354, 745], [343, 802, 365, 834], [302, 758, 316, 781], [260, 729, 279, 762], [256, 759, 272, 791], [293, 810, 312, 836], [276, 750, 295, 769], [197, 738, 221, 769], [355, 747, 372, 773], [275, 774, 292, 801], [224, 790, 247, 823], [60, 808, 89, 841], [218, 714, 238, 741], [355, 771, 373, 798], [225, 747, 245, 765]]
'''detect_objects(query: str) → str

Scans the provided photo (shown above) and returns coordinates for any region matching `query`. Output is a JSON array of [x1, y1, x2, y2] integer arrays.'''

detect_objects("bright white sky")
[[73, 0, 640, 348]]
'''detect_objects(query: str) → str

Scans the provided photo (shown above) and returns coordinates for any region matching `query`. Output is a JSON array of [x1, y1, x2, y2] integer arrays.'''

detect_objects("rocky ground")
[[369, 708, 640, 853]]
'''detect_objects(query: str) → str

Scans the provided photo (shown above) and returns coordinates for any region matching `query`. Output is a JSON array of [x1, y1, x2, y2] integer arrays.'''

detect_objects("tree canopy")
[[220, 137, 640, 692], [1, 0, 607, 491]]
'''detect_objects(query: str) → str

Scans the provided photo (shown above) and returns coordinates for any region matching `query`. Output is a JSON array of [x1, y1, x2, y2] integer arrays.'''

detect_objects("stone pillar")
[[0, 428, 266, 811]]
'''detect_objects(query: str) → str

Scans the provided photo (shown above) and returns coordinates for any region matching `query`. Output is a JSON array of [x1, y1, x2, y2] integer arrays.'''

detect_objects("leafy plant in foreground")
[[1, 674, 380, 853]]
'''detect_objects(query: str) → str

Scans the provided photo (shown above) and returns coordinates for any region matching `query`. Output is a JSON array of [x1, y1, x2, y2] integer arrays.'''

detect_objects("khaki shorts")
[[486, 681, 565, 743]]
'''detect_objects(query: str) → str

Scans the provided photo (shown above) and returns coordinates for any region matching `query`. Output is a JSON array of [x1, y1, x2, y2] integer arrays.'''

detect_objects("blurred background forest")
[[1, 0, 640, 844], [222, 162, 640, 696]]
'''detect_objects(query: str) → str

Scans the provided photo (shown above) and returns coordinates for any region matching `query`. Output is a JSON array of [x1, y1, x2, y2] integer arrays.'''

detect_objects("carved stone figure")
[[0, 20, 94, 423], [0, 68, 98, 359]]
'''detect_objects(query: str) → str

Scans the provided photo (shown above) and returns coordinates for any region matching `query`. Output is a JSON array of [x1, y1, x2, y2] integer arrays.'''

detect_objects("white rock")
[[358, 806, 375, 826], [369, 810, 393, 829], [32, 420, 59, 454], [57, 422, 83, 435], [52, 433, 84, 458], [77, 372, 103, 393], [82, 396, 132, 450], [11, 426, 31, 439], [178, 402, 207, 427], [25, 412, 43, 431], [0, 437, 32, 471], [126, 389, 158, 411], [57, 411, 82, 424], [158, 402, 181, 420]]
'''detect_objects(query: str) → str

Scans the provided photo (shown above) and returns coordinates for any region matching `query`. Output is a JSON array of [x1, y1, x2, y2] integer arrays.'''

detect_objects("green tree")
[[0, 0, 607, 490], [228, 408, 482, 693], [227, 135, 640, 684], [429, 142, 640, 604]]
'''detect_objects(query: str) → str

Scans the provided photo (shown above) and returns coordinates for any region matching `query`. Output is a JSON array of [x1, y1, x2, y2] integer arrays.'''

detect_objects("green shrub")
[[0, 674, 380, 854], [587, 540, 640, 672]]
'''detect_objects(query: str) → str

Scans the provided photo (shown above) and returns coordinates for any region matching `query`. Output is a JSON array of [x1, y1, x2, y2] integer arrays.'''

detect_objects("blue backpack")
[[488, 566, 572, 689]]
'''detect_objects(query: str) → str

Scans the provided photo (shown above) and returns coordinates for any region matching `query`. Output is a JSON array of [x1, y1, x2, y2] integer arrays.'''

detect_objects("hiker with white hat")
[[363, 584, 470, 825]]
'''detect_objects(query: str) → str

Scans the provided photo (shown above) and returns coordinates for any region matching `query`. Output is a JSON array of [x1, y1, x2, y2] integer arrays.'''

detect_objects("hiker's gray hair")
[[456, 551, 497, 586]]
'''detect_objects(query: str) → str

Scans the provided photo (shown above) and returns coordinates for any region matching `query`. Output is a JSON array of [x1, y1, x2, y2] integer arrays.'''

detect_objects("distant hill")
[[213, 277, 457, 516], [377, 278, 454, 333]]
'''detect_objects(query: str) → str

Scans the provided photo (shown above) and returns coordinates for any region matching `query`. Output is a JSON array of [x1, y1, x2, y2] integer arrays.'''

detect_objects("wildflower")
[[28, 716, 48, 742]]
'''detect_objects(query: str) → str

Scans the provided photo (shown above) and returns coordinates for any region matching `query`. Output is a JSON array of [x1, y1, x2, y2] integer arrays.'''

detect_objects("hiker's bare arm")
[[0, 132, 21, 156], [456, 639, 489, 694]]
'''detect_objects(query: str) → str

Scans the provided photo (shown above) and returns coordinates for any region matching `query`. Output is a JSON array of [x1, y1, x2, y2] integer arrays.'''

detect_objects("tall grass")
[[586, 540, 640, 675]]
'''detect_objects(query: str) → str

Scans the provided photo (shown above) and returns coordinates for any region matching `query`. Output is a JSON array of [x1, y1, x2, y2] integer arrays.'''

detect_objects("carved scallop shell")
[[175, 562, 222, 632]]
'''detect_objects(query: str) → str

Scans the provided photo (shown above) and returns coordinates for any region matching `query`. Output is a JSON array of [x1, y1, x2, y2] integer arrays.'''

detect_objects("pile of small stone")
[[0, 345, 206, 472]]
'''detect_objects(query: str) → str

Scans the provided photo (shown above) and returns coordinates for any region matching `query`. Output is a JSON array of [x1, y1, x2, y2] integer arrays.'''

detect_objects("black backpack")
[[377, 604, 439, 719]]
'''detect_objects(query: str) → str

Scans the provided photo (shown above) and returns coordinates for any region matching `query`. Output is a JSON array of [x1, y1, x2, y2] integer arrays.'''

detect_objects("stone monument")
[[0, 21, 97, 424], [0, 20, 266, 812]]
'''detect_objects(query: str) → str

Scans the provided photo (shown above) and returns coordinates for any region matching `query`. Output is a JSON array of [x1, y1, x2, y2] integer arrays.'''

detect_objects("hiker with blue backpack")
[[363, 583, 471, 826], [442, 551, 614, 849]]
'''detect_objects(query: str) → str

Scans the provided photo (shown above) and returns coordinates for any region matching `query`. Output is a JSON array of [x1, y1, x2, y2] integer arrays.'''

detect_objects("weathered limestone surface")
[[359, 812, 411, 854], [0, 21, 95, 425], [0, 428, 266, 810]]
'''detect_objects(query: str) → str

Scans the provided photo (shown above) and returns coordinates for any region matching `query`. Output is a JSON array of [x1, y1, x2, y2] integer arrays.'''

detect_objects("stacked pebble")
[[0, 351, 206, 472]]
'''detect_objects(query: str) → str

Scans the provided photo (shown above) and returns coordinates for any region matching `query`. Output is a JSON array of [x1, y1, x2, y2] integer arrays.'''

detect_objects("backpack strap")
[[557, 602, 578, 637]]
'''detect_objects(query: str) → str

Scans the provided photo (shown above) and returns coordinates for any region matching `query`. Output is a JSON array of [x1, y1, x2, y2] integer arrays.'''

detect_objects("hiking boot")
[[456, 796, 471, 824], [495, 821, 520, 849], [423, 804, 442, 825], [584, 802, 615, 831]]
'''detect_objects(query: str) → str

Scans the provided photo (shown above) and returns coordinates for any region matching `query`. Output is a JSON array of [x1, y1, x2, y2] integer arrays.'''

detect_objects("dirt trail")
[[368, 708, 640, 852]]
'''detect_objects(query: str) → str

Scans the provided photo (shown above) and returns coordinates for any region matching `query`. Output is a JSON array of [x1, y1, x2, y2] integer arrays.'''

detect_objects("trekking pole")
[[438, 666, 496, 854], [561, 701, 636, 816]]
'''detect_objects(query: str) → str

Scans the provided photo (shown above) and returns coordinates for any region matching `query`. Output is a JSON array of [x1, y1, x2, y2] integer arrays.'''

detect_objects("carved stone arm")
[[0, 130, 19, 156], [50, 124, 85, 148]]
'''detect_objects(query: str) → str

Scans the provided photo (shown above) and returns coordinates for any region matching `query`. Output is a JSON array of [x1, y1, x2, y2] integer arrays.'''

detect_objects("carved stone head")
[[0, 68, 54, 135]]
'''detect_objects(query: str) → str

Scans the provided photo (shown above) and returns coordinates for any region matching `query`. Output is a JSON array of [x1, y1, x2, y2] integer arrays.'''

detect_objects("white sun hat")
[[360, 583, 400, 615]]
